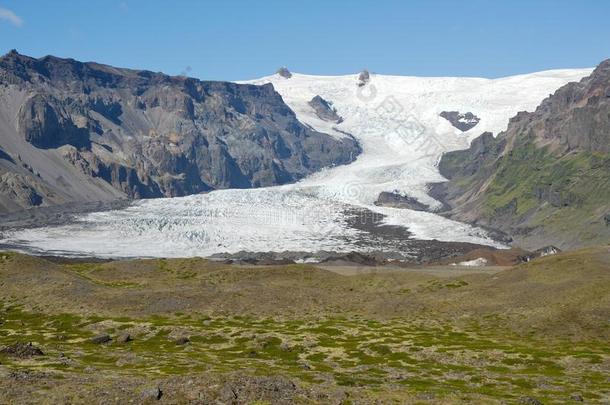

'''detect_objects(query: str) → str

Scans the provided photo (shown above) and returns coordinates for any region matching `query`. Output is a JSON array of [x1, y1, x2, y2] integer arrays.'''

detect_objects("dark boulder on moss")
[[90, 334, 111, 344], [174, 336, 190, 345], [0, 342, 44, 358]]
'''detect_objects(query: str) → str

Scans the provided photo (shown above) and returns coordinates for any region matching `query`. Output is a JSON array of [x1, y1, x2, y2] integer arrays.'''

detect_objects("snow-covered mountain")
[[1, 67, 592, 258], [245, 69, 593, 209]]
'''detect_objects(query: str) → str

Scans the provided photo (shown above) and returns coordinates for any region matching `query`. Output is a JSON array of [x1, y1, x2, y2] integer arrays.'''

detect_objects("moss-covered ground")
[[1, 301, 608, 403], [0, 249, 608, 403]]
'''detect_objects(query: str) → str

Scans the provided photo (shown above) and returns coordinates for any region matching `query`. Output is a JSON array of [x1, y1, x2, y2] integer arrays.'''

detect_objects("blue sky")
[[0, 0, 608, 81]]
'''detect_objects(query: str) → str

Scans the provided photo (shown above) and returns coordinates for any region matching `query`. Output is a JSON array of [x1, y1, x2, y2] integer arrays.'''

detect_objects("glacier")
[[0, 68, 593, 258]]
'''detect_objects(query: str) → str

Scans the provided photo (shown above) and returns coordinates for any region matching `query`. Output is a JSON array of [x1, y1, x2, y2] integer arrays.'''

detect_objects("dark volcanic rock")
[[0, 148, 13, 163], [90, 334, 112, 344], [308, 95, 343, 123], [0, 342, 44, 358], [437, 132, 505, 180], [357, 70, 370, 87], [374, 191, 430, 211], [18, 94, 91, 149], [440, 111, 480, 131], [320, 251, 384, 266], [0, 52, 360, 212], [0, 173, 47, 208], [276, 67, 292, 79]]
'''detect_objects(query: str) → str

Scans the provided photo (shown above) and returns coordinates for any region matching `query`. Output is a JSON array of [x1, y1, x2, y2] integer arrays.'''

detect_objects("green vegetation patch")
[[0, 302, 607, 402], [483, 140, 610, 232]]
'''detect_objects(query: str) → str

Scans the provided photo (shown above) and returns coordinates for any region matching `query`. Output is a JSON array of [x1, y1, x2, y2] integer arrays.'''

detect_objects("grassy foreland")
[[0, 247, 608, 403]]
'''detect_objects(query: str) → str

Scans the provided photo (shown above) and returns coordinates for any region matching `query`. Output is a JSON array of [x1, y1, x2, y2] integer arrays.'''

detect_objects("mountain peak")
[[276, 66, 292, 79], [357, 70, 370, 87], [2, 49, 32, 63]]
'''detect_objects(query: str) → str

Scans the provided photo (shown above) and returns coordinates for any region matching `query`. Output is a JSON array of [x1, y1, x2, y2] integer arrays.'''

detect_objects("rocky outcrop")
[[0, 342, 44, 358], [90, 334, 112, 344], [0, 147, 14, 163], [308, 95, 343, 123], [357, 70, 370, 87], [0, 173, 47, 209], [0, 51, 360, 212], [522, 246, 561, 262], [374, 191, 430, 211], [276, 67, 292, 79], [431, 59, 610, 250], [437, 132, 505, 179], [17, 94, 91, 149], [440, 111, 480, 131], [60, 147, 164, 198]]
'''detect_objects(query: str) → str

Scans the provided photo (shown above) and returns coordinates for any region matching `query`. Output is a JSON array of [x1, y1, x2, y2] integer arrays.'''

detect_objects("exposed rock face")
[[357, 70, 370, 87], [437, 132, 505, 179], [440, 111, 480, 131], [431, 59, 610, 250], [374, 191, 430, 211], [0, 147, 13, 163], [0, 173, 43, 207], [18, 94, 91, 149], [308, 95, 343, 123], [59, 146, 162, 199], [276, 67, 292, 79], [0, 52, 360, 212]]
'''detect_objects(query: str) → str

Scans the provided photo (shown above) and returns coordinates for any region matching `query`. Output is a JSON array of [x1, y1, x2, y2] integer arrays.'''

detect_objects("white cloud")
[[0, 7, 22, 27]]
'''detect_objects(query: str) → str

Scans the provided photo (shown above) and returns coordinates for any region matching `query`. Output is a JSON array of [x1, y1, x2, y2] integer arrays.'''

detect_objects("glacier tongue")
[[0, 68, 593, 258]]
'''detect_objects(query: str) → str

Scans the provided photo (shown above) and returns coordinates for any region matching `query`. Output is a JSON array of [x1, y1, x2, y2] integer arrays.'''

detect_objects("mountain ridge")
[[431, 59, 610, 250], [0, 51, 360, 212]]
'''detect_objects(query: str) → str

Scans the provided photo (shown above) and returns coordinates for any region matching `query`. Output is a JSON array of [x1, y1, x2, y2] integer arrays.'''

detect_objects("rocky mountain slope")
[[432, 59, 610, 250], [0, 51, 359, 213]]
